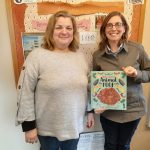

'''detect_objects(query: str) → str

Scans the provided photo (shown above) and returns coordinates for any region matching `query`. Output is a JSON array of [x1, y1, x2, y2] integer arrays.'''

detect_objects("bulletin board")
[[6, 0, 146, 85]]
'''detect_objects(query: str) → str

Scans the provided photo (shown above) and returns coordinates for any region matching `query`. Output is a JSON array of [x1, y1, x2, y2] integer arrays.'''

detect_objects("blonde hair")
[[42, 11, 79, 51]]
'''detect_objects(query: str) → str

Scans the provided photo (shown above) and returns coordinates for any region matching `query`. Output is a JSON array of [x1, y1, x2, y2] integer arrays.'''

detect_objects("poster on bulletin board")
[[22, 33, 44, 58]]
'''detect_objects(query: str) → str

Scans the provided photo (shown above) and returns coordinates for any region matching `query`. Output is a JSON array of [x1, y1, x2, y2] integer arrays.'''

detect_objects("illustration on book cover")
[[91, 71, 127, 110]]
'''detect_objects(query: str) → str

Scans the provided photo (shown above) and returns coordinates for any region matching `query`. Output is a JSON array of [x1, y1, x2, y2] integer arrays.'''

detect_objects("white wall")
[[0, 0, 39, 149]]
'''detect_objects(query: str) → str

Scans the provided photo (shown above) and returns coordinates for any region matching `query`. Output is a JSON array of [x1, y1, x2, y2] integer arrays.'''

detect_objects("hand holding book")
[[122, 66, 137, 77]]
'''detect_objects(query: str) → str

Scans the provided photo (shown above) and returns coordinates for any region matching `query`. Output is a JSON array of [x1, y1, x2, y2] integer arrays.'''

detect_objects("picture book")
[[91, 71, 127, 110]]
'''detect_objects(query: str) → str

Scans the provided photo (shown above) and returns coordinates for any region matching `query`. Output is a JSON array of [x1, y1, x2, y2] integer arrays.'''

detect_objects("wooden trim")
[[138, 0, 147, 43], [37, 1, 124, 16]]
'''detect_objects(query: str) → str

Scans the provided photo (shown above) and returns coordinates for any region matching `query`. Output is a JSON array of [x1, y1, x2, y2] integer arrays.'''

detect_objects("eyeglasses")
[[106, 22, 124, 29]]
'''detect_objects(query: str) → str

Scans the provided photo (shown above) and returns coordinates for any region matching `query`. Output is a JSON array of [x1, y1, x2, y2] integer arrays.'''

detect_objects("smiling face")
[[105, 15, 125, 45], [53, 17, 74, 51]]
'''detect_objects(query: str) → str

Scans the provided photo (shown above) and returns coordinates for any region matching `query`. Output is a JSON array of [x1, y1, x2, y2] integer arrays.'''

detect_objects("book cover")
[[91, 71, 127, 110]]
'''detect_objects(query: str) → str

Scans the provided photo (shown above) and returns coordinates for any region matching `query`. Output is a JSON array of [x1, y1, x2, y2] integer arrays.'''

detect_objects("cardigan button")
[[22, 66, 25, 70], [18, 85, 21, 89]]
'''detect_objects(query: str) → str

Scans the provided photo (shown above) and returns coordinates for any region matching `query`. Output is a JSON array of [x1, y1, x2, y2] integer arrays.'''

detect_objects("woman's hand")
[[122, 66, 137, 77], [87, 113, 95, 128], [25, 128, 38, 144]]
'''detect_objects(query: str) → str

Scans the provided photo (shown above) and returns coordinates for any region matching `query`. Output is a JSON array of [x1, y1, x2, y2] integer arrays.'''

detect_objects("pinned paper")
[[14, 0, 37, 4], [76, 18, 91, 31], [127, 0, 144, 5], [79, 32, 96, 44], [32, 20, 48, 32]]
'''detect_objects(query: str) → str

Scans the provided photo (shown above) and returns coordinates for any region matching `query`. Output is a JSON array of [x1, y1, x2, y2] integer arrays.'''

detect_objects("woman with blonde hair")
[[16, 11, 88, 150]]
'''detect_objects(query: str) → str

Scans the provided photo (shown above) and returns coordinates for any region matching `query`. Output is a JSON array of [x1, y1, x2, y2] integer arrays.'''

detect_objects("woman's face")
[[53, 17, 73, 51], [105, 15, 125, 44]]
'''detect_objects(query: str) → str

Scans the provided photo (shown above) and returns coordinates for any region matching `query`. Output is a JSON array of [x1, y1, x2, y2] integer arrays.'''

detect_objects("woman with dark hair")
[[16, 11, 88, 150], [87, 11, 150, 150]]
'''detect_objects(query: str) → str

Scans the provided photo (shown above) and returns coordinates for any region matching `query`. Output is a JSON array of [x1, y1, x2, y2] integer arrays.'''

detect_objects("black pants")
[[100, 116, 140, 150]]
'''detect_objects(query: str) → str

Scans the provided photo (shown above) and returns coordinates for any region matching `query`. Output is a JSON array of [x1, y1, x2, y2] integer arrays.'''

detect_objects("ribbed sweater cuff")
[[87, 109, 95, 113], [22, 120, 36, 132]]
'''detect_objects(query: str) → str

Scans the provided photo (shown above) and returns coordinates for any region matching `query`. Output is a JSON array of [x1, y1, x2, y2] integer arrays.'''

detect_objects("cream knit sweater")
[[16, 48, 88, 141]]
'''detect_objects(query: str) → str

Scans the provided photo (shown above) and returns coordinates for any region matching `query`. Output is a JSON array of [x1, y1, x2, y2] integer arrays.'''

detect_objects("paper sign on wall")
[[77, 132, 104, 150], [14, 0, 37, 4], [79, 32, 97, 44]]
